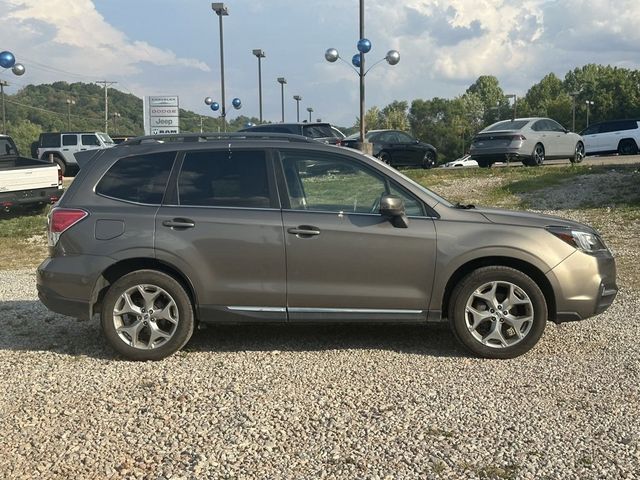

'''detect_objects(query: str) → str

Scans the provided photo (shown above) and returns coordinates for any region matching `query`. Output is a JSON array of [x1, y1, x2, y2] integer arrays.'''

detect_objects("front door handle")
[[287, 225, 320, 237], [162, 218, 195, 229]]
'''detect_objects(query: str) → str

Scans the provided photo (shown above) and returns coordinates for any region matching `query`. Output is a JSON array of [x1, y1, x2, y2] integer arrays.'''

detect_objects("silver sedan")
[[470, 117, 585, 168]]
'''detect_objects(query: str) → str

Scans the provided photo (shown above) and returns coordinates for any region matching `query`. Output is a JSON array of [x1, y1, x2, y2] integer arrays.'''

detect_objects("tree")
[[6, 120, 42, 157]]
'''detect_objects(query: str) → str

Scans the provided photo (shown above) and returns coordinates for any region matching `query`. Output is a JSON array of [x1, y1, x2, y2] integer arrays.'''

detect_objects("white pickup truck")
[[0, 134, 64, 212]]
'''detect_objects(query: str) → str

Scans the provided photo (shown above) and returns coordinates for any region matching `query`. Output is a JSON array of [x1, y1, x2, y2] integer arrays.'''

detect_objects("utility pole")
[[96, 81, 117, 133], [200, 116, 204, 133], [0, 80, 7, 135]]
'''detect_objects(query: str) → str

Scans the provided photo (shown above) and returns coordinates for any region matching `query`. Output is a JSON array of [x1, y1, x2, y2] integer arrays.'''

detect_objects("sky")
[[2, 0, 640, 127]]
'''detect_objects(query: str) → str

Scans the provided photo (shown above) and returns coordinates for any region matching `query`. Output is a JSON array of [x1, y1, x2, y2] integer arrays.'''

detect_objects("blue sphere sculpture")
[[352, 53, 361, 68], [211, 102, 220, 111], [0, 51, 16, 69], [357, 38, 372, 54], [232, 97, 242, 109]]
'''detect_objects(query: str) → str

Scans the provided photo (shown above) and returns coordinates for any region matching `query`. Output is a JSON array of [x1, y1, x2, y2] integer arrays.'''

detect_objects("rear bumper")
[[0, 186, 63, 208], [548, 250, 618, 323]]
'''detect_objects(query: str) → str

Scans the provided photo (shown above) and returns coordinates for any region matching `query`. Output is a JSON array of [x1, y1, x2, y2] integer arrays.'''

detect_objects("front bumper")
[[548, 249, 618, 323]]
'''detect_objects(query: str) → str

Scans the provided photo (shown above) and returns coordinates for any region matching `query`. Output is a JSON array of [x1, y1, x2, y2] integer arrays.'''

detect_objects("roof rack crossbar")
[[120, 132, 317, 146]]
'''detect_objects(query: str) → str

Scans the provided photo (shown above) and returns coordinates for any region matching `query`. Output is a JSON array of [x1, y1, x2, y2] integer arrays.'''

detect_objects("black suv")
[[239, 122, 345, 144], [37, 133, 616, 361], [341, 130, 437, 168]]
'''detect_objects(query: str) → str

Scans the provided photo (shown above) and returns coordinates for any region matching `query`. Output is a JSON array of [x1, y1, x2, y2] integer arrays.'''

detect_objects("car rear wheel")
[[379, 151, 392, 165], [100, 270, 194, 360], [617, 139, 638, 155], [448, 266, 547, 359], [51, 155, 67, 176], [422, 151, 435, 169], [531, 143, 545, 166], [570, 141, 585, 163]]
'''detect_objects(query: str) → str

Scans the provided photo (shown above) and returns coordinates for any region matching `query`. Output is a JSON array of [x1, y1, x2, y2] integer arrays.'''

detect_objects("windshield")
[[363, 154, 454, 207], [484, 120, 529, 131], [0, 138, 18, 156], [98, 133, 115, 145], [302, 125, 337, 138]]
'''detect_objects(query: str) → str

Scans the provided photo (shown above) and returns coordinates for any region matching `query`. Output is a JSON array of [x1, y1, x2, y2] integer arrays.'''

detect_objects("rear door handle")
[[162, 218, 195, 229], [287, 225, 320, 237]]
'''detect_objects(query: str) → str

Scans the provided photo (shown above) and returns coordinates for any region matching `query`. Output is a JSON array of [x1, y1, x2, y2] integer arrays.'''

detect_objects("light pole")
[[211, 3, 229, 131], [0, 50, 26, 134], [325, 6, 399, 153], [277, 77, 287, 122], [66, 98, 75, 130], [505, 94, 517, 121], [307, 107, 313, 122], [252, 49, 265, 123], [293, 95, 302, 122], [586, 100, 594, 126]]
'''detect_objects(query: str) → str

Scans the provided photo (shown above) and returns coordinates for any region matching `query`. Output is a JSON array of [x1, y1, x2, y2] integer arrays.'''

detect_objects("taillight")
[[58, 168, 63, 186], [48, 208, 88, 247], [512, 135, 526, 141]]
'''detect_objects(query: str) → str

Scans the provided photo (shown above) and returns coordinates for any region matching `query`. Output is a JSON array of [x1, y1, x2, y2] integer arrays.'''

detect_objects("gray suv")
[[37, 133, 617, 360]]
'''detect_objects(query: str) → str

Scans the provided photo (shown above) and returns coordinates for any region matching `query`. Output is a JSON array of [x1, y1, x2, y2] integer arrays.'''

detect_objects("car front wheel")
[[570, 141, 585, 163], [100, 270, 195, 360], [448, 266, 547, 359]]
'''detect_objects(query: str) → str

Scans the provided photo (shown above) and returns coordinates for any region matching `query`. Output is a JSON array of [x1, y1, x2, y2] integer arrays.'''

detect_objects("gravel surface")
[[1, 268, 639, 479]]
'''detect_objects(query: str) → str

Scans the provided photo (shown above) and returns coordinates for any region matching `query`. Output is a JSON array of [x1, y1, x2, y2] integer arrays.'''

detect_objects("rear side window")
[[178, 150, 272, 208], [62, 135, 78, 146], [302, 124, 335, 138], [40, 133, 60, 148], [82, 134, 100, 146], [486, 120, 529, 131], [96, 152, 175, 205]]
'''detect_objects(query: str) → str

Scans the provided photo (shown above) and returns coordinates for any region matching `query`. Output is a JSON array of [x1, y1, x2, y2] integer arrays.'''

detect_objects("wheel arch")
[[439, 256, 556, 322], [617, 138, 638, 152], [90, 258, 199, 321]]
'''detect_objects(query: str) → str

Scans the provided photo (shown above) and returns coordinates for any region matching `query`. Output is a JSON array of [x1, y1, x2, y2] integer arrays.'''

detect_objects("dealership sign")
[[144, 95, 179, 135]]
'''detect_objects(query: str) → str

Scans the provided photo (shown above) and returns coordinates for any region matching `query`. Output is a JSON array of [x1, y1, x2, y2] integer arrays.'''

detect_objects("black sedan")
[[341, 129, 437, 168]]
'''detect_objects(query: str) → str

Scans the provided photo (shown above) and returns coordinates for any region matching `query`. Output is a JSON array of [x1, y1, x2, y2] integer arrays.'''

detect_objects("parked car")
[[239, 122, 345, 144], [341, 130, 437, 169], [110, 135, 138, 145], [442, 154, 478, 168], [470, 118, 585, 168], [36, 131, 115, 175], [37, 132, 617, 361], [0, 134, 63, 212], [580, 119, 640, 156]]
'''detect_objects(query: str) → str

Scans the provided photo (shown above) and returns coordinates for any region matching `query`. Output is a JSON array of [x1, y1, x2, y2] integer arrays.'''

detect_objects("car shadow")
[[0, 300, 465, 359]]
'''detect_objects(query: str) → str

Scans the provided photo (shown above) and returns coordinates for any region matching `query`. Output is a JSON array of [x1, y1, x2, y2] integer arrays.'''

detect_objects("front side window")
[[396, 132, 415, 143], [280, 151, 423, 215], [96, 152, 175, 205], [178, 150, 272, 208], [62, 135, 78, 146], [82, 134, 100, 146], [546, 120, 565, 132], [581, 124, 600, 135]]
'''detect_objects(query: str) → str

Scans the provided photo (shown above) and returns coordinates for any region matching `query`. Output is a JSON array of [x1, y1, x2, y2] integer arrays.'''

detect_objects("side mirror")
[[380, 194, 409, 228]]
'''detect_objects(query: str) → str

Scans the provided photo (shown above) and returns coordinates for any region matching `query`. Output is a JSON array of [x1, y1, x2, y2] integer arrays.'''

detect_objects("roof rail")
[[120, 132, 318, 146]]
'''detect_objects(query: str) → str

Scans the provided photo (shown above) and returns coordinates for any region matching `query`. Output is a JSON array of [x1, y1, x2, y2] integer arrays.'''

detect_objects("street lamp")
[[66, 98, 75, 130], [277, 77, 287, 122], [505, 94, 517, 121], [252, 49, 266, 123], [293, 95, 302, 122], [211, 3, 229, 131], [307, 107, 314, 122], [586, 100, 594, 127], [325, 2, 399, 153], [0, 50, 26, 134]]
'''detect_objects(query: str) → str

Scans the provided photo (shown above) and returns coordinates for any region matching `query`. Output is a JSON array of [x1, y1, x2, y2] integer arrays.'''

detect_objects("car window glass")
[[302, 125, 334, 138], [389, 183, 424, 216], [396, 132, 414, 143], [530, 121, 545, 132], [62, 135, 78, 146], [178, 150, 271, 209], [81, 134, 100, 146], [547, 120, 565, 132], [600, 122, 619, 133], [96, 152, 175, 205], [378, 132, 395, 143], [581, 124, 600, 135], [623, 121, 639, 130], [281, 151, 387, 214], [40, 133, 60, 148], [486, 120, 529, 131]]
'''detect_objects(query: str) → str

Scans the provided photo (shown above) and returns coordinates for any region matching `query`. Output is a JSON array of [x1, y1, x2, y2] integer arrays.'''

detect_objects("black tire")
[[448, 266, 547, 359], [617, 139, 638, 156], [422, 150, 436, 169], [532, 143, 545, 166], [477, 159, 491, 168], [379, 151, 392, 165], [570, 141, 585, 164], [51, 155, 67, 176], [100, 270, 194, 361]]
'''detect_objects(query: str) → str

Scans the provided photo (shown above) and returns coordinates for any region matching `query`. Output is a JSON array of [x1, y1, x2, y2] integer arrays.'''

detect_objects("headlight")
[[546, 226, 608, 253]]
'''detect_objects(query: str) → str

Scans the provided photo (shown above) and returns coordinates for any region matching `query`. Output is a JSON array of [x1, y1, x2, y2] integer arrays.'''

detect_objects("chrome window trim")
[[281, 208, 436, 220]]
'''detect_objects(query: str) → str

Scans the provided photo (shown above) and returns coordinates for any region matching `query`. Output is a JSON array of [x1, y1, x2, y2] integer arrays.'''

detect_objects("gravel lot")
[[1, 172, 639, 479]]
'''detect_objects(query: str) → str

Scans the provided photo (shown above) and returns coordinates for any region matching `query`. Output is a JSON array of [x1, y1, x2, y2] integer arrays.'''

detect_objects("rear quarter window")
[[40, 133, 60, 148], [96, 152, 176, 205]]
